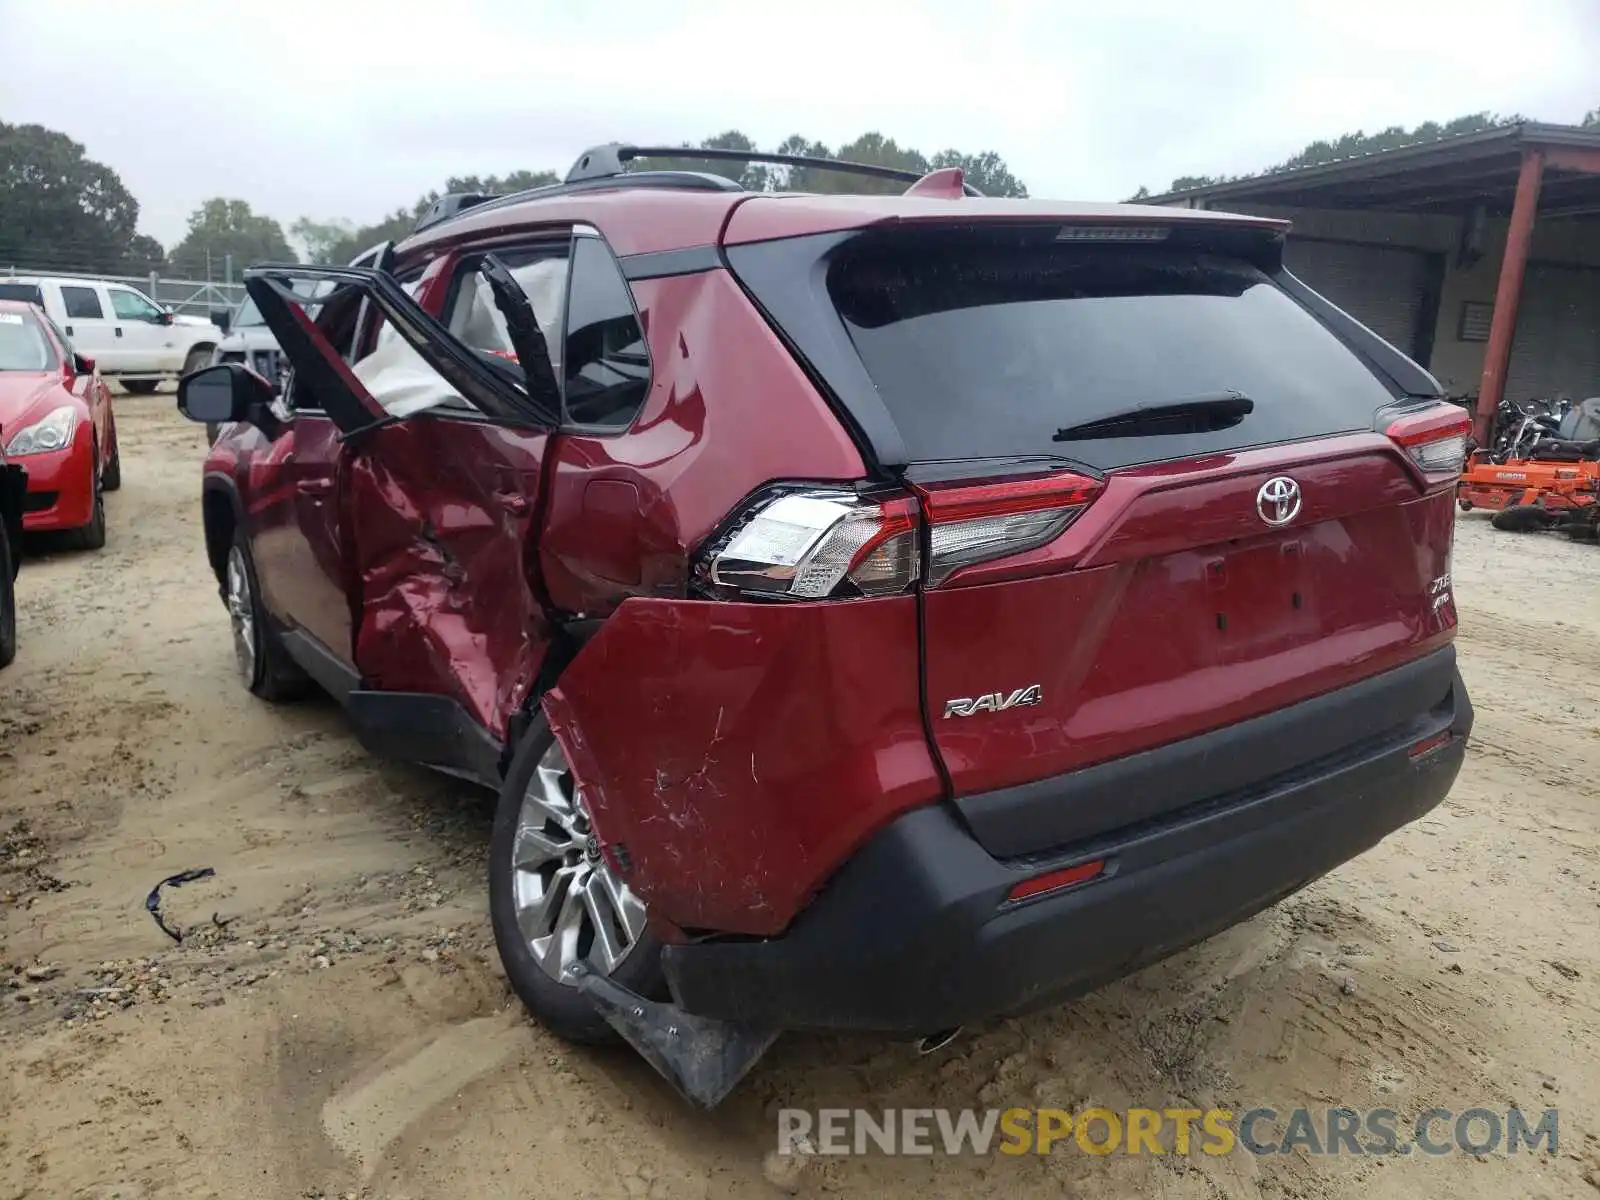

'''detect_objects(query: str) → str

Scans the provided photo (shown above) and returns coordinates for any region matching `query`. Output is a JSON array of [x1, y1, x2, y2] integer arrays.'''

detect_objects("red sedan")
[[0, 299, 118, 548]]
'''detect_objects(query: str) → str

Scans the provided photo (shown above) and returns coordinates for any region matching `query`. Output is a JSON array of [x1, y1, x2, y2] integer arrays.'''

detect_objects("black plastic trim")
[[279, 628, 360, 704], [619, 246, 723, 281], [959, 646, 1460, 859], [1277, 268, 1443, 398], [724, 232, 908, 469], [344, 689, 505, 789], [663, 667, 1472, 1032]]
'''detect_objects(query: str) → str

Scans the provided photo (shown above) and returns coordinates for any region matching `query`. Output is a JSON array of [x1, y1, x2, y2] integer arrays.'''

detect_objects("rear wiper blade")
[[1053, 391, 1254, 442]]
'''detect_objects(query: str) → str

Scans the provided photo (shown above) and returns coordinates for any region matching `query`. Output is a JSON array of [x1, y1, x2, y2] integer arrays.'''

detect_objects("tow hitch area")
[[573, 966, 779, 1108]]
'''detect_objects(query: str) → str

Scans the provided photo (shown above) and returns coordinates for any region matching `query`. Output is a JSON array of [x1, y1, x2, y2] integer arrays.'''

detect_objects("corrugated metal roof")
[[1142, 121, 1600, 213]]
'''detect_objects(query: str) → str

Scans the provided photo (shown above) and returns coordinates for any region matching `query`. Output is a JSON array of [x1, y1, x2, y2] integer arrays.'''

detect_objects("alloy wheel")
[[225, 545, 256, 683], [511, 738, 647, 983]]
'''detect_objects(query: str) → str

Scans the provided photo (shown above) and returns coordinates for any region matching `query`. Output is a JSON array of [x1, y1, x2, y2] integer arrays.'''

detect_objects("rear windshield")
[[826, 231, 1397, 468]]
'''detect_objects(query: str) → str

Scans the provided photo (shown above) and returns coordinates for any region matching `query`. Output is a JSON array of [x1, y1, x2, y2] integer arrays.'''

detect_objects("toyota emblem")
[[1256, 476, 1302, 526]]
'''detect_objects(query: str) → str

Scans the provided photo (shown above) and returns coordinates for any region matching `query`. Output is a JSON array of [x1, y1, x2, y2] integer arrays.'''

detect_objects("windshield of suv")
[[827, 229, 1397, 469], [0, 310, 57, 372], [233, 279, 336, 329]]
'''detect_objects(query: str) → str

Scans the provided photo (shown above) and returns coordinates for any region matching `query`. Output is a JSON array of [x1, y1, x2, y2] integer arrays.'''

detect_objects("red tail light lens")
[[1382, 404, 1472, 484], [916, 472, 1103, 586]]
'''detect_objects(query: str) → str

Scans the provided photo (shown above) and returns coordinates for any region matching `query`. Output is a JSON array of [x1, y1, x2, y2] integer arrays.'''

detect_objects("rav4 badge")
[[943, 685, 1045, 718]]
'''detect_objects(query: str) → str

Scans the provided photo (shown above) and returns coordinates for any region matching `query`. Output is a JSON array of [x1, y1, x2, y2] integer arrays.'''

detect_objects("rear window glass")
[[827, 232, 1397, 468]]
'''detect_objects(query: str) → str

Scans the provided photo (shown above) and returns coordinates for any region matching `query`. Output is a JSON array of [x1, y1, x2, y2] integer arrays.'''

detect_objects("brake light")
[[1382, 404, 1472, 483], [916, 472, 1102, 586], [705, 490, 920, 600]]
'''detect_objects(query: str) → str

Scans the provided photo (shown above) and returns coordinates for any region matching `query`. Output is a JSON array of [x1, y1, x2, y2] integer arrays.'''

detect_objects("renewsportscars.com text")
[[776, 1106, 1559, 1158]]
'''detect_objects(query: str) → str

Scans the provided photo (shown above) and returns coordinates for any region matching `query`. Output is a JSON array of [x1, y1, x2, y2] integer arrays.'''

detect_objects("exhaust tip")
[[916, 1027, 962, 1056]]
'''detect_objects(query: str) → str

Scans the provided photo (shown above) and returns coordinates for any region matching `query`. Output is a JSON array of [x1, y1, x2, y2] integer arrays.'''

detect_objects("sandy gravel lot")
[[1, 395, 1597, 1199]]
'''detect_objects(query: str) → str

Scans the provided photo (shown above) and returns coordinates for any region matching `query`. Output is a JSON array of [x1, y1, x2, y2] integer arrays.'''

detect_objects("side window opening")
[[109, 288, 162, 322], [563, 236, 651, 430], [60, 286, 104, 320], [446, 248, 569, 376]]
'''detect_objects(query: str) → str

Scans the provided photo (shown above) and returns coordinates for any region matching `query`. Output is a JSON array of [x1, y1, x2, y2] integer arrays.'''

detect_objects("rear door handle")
[[296, 478, 334, 497]]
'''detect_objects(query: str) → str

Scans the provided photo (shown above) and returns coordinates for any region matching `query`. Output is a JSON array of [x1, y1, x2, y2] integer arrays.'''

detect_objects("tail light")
[[1382, 404, 1472, 484], [914, 473, 1102, 586], [706, 490, 920, 600], [697, 471, 1102, 600]]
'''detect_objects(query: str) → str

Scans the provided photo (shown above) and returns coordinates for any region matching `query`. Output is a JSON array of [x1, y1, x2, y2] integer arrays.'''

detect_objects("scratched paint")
[[543, 594, 941, 937]]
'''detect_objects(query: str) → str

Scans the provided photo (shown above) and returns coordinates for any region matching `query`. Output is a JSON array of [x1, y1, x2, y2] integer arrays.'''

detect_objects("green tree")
[[1583, 105, 1599, 127], [169, 198, 296, 278], [931, 149, 1028, 198], [290, 216, 356, 265], [0, 122, 141, 273], [628, 131, 771, 190], [120, 233, 166, 274], [785, 132, 930, 194], [444, 169, 560, 194]]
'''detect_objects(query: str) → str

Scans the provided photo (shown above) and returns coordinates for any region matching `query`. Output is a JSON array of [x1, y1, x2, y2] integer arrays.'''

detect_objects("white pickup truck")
[[0, 275, 220, 394]]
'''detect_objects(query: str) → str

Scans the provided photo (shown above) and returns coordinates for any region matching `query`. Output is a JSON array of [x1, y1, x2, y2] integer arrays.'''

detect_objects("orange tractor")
[[1457, 397, 1600, 539]]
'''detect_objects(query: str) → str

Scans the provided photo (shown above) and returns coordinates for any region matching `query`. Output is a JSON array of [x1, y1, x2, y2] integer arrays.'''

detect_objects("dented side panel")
[[543, 594, 942, 936], [348, 415, 550, 739], [539, 269, 867, 616]]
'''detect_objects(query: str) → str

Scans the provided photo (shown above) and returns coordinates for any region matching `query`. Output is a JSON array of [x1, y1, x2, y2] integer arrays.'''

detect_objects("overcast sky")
[[2, 0, 1595, 249]]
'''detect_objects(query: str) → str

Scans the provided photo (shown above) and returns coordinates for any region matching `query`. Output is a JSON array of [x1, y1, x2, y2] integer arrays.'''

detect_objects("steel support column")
[[1474, 149, 1544, 444]]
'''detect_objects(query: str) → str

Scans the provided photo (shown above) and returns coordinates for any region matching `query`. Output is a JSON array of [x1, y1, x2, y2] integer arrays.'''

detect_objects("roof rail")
[[413, 192, 495, 232], [411, 171, 742, 235], [412, 144, 990, 237], [565, 143, 986, 195]]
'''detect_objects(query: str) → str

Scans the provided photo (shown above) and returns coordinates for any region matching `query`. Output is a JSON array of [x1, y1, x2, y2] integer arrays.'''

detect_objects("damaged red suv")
[[179, 145, 1472, 1104]]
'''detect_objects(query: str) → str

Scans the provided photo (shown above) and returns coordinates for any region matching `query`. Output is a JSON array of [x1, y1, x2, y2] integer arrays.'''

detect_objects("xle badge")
[[943, 685, 1044, 719]]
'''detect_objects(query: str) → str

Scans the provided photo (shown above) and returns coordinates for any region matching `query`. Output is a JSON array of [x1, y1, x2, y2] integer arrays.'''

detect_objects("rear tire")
[[490, 716, 663, 1044], [102, 420, 122, 492], [226, 529, 310, 702], [120, 380, 160, 396], [71, 443, 107, 551], [1490, 504, 1553, 533], [0, 524, 16, 669]]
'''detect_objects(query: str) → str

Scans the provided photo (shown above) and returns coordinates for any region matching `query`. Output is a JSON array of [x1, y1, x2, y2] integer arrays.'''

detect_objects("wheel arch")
[[201, 474, 244, 592], [499, 616, 606, 779]]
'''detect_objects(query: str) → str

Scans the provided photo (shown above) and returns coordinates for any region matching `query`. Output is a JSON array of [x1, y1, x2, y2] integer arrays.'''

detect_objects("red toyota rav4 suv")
[[178, 145, 1472, 1104]]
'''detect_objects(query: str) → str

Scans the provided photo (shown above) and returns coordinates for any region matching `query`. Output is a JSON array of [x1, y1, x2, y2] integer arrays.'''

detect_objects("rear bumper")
[[663, 655, 1472, 1033], [17, 438, 93, 532]]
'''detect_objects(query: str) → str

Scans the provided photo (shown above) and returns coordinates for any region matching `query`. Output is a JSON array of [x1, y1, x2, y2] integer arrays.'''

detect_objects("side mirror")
[[211, 309, 232, 335], [177, 362, 273, 427], [156, 310, 175, 326], [73, 352, 95, 375]]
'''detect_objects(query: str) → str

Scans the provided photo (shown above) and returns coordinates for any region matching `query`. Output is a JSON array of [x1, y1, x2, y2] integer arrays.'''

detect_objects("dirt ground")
[[1, 394, 1597, 1200]]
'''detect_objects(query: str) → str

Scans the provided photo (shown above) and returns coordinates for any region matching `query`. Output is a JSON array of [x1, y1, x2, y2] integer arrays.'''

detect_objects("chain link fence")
[[0, 267, 245, 326]]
